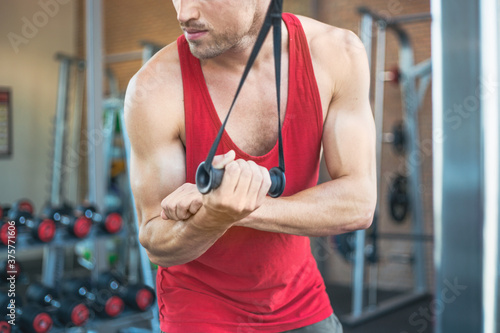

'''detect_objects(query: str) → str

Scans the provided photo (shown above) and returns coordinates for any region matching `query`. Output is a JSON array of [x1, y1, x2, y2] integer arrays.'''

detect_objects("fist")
[[161, 183, 203, 221], [203, 151, 272, 225]]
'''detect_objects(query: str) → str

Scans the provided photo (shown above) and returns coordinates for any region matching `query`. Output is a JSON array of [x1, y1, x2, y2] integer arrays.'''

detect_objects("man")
[[125, 0, 376, 332]]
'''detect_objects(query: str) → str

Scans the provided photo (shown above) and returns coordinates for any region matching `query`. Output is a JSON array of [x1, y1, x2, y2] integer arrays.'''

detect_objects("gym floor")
[[326, 285, 434, 333]]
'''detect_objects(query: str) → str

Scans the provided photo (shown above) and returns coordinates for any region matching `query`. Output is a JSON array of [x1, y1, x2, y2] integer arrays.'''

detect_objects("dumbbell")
[[61, 277, 125, 318], [75, 204, 123, 234], [6, 210, 56, 243], [42, 204, 92, 239], [26, 283, 89, 327], [97, 272, 156, 311], [0, 199, 33, 221], [0, 221, 16, 247], [10, 199, 34, 216], [0, 293, 53, 333], [0, 320, 10, 333]]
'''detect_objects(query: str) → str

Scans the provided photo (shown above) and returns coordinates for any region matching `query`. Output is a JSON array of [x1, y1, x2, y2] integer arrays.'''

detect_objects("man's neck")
[[201, 20, 287, 74]]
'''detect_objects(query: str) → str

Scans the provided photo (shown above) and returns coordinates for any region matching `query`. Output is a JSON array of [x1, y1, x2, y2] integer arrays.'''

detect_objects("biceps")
[[322, 102, 376, 181], [130, 146, 186, 225]]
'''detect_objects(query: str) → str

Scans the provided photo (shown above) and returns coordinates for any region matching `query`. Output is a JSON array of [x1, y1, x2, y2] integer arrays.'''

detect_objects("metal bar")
[[50, 57, 71, 207], [376, 233, 434, 242], [357, 7, 431, 26], [418, 73, 432, 107], [374, 24, 386, 211], [105, 50, 143, 64], [72, 61, 85, 204], [430, 0, 444, 324], [398, 31, 427, 293], [410, 58, 432, 78], [41, 245, 65, 288], [359, 10, 378, 311], [55, 52, 84, 63], [351, 230, 366, 316], [106, 68, 120, 99], [85, 0, 105, 211], [433, 1, 483, 331], [367, 263, 378, 307], [310, 0, 320, 20], [341, 291, 429, 326], [359, 14, 373, 74], [102, 106, 116, 201], [480, 0, 500, 331], [86, 0, 108, 286], [385, 12, 432, 25]]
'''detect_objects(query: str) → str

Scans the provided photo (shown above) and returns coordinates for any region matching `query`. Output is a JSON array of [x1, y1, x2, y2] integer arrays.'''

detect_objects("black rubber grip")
[[196, 162, 285, 197]]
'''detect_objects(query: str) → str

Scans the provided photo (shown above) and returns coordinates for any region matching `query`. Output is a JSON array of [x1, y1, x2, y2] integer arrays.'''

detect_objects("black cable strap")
[[196, 0, 286, 197]]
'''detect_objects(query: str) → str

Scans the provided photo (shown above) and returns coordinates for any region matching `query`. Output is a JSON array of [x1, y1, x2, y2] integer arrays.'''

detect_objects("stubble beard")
[[187, 9, 264, 60], [187, 31, 240, 60]]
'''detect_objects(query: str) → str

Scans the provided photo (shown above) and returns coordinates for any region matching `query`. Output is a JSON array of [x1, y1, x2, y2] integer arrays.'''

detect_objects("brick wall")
[[77, 0, 433, 291]]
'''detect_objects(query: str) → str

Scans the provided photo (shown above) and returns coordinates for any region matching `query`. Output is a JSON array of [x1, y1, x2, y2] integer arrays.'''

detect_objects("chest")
[[203, 59, 289, 157]]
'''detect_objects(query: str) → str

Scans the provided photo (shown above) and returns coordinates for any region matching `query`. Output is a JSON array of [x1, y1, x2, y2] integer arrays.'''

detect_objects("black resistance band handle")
[[196, 161, 286, 198]]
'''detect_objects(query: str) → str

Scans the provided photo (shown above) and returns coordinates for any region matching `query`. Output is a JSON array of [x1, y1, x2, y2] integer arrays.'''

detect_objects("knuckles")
[[161, 183, 203, 221], [204, 160, 270, 216]]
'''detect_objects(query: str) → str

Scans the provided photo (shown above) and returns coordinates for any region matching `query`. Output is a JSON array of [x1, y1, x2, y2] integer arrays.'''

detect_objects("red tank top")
[[157, 13, 333, 332]]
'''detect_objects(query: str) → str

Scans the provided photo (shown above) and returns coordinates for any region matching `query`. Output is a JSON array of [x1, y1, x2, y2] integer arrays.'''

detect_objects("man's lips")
[[184, 29, 208, 40]]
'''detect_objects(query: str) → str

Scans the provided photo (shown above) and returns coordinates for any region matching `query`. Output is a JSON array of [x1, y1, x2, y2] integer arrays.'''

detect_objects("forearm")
[[239, 177, 376, 237], [139, 207, 228, 267]]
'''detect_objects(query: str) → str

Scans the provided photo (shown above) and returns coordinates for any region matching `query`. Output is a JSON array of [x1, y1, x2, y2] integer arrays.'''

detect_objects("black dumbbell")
[[0, 221, 16, 247], [42, 204, 93, 239], [25, 283, 90, 327], [75, 204, 123, 234], [0, 293, 53, 333], [61, 277, 125, 318], [7, 210, 56, 243], [97, 271, 156, 311]]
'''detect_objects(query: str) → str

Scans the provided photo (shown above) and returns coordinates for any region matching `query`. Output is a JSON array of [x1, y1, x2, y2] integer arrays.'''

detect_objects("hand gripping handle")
[[196, 161, 286, 198]]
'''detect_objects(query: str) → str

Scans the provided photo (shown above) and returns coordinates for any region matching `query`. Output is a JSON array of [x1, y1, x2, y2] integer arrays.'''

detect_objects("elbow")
[[138, 225, 185, 268], [355, 206, 375, 230], [350, 190, 377, 231], [139, 238, 174, 268], [138, 226, 153, 252], [138, 226, 168, 267]]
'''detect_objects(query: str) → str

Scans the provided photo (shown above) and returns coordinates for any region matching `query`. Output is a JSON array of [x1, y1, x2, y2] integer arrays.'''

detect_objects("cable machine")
[[339, 7, 433, 326]]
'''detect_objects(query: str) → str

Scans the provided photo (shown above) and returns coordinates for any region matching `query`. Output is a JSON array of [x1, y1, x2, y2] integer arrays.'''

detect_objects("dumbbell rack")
[[0, 49, 158, 332]]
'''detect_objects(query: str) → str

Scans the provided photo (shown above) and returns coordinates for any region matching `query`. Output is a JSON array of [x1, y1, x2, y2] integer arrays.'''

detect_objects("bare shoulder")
[[295, 15, 369, 95], [296, 15, 367, 66], [298, 16, 367, 84], [124, 41, 185, 151]]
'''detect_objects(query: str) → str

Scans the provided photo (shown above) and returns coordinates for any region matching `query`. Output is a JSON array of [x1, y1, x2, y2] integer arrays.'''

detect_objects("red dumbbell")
[[76, 204, 123, 234], [98, 271, 156, 312], [7, 211, 56, 243], [62, 277, 125, 318], [42, 204, 93, 239]]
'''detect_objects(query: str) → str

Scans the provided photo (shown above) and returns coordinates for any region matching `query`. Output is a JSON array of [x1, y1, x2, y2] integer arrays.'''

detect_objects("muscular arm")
[[125, 50, 227, 268], [237, 27, 377, 237], [125, 46, 271, 267]]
